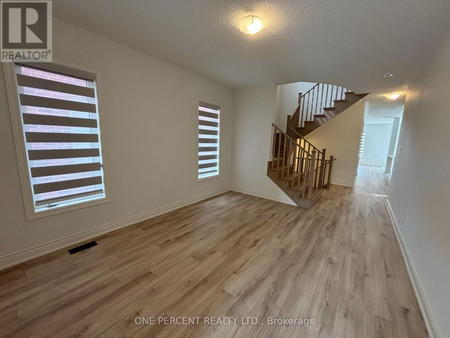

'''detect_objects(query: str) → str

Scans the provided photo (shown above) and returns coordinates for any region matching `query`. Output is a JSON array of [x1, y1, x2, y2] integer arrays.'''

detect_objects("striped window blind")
[[359, 132, 366, 158], [198, 102, 220, 179], [14, 62, 106, 213]]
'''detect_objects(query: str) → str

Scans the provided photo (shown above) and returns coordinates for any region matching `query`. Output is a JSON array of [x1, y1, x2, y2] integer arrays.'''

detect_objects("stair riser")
[[268, 159, 287, 169], [296, 123, 317, 136], [314, 111, 335, 120], [333, 101, 353, 112], [288, 179, 302, 189], [277, 166, 294, 178]]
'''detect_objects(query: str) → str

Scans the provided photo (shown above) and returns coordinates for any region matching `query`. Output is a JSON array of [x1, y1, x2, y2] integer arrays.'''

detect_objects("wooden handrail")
[[287, 125, 323, 156], [301, 83, 320, 99], [272, 124, 317, 159]]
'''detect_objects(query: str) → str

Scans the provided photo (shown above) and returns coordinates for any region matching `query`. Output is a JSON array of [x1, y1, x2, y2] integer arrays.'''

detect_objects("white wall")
[[0, 19, 234, 268], [232, 84, 295, 205], [359, 122, 393, 167], [305, 101, 365, 186], [275, 82, 316, 127], [388, 32, 450, 336]]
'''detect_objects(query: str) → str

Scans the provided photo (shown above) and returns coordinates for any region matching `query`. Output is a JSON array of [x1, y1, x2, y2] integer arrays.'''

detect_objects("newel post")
[[327, 155, 334, 189], [308, 150, 316, 200], [286, 115, 291, 134], [319, 148, 326, 188]]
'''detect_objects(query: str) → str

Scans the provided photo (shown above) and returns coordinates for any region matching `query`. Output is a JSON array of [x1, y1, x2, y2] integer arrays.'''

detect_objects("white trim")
[[3, 61, 35, 219], [363, 120, 395, 125], [29, 197, 111, 220], [197, 173, 220, 182], [330, 180, 355, 187], [231, 188, 296, 206], [385, 199, 441, 338], [0, 189, 230, 271]]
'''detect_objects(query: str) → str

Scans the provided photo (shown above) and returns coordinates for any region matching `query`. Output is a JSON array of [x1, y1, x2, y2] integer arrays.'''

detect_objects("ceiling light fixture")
[[239, 15, 263, 35], [383, 72, 394, 78], [385, 93, 400, 100]]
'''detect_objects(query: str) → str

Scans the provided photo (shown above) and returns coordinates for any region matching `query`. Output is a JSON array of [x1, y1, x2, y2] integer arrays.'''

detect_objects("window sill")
[[25, 197, 111, 221], [197, 174, 220, 182]]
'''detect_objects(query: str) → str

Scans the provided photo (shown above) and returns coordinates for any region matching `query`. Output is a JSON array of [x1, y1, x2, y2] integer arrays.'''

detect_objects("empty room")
[[0, 0, 449, 337]]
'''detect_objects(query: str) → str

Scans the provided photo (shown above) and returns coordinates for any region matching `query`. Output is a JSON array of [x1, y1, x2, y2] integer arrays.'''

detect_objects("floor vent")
[[68, 241, 97, 255]]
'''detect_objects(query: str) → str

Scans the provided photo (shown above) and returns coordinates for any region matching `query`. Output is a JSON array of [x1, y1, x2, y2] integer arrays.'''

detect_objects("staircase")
[[267, 83, 368, 208], [287, 83, 369, 137]]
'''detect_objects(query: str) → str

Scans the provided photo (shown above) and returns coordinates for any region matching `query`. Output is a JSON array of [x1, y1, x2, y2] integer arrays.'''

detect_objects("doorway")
[[358, 99, 404, 183]]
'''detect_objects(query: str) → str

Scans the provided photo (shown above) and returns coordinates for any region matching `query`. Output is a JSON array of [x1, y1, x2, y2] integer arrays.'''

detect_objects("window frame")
[[3, 59, 110, 220], [197, 100, 221, 181]]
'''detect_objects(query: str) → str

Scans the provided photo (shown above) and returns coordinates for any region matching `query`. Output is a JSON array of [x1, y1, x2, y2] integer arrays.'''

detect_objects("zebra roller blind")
[[14, 63, 106, 213], [198, 102, 220, 179]]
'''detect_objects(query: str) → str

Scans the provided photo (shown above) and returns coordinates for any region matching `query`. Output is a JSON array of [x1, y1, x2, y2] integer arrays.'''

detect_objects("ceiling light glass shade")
[[385, 93, 400, 100], [239, 15, 263, 35]]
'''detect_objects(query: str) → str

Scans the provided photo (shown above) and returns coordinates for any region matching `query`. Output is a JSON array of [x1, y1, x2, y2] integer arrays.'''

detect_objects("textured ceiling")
[[54, 0, 450, 92]]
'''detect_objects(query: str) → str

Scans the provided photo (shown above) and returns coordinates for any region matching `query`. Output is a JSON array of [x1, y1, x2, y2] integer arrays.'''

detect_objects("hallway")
[[355, 165, 390, 196]]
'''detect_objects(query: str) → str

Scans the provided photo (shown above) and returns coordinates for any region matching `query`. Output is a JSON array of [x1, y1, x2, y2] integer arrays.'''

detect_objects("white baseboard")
[[330, 179, 354, 187], [385, 199, 441, 338], [0, 189, 231, 271], [231, 188, 296, 206]]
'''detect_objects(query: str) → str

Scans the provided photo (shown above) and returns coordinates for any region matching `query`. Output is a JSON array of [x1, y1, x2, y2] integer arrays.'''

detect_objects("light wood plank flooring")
[[0, 166, 427, 337]]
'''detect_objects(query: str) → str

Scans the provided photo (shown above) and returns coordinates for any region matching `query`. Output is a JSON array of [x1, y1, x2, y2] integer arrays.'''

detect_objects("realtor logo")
[[1, 0, 52, 62]]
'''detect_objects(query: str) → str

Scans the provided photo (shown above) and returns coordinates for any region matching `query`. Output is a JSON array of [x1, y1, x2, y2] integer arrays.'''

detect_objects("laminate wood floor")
[[0, 166, 427, 337]]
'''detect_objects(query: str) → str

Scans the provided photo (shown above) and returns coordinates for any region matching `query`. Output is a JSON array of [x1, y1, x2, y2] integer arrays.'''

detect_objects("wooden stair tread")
[[279, 172, 302, 181], [287, 180, 307, 190]]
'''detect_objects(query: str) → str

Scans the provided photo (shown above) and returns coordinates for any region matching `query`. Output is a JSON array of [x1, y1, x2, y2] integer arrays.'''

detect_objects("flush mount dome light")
[[239, 15, 263, 35], [383, 72, 394, 78], [385, 93, 400, 100]]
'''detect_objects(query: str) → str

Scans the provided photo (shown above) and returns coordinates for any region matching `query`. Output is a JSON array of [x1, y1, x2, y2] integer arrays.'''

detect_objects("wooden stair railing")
[[286, 83, 368, 136], [268, 124, 336, 207], [287, 125, 336, 189]]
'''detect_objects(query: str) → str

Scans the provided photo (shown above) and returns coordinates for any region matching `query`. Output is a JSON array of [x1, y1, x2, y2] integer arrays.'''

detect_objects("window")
[[6, 62, 106, 217], [198, 102, 220, 179], [359, 131, 366, 158]]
